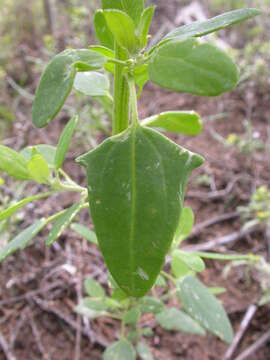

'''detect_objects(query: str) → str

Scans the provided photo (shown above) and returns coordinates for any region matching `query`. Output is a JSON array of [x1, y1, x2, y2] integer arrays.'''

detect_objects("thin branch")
[[234, 330, 270, 360], [0, 331, 16, 360]]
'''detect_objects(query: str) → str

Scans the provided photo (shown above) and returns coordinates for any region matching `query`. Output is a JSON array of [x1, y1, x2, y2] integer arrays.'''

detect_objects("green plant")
[[0, 3, 260, 358]]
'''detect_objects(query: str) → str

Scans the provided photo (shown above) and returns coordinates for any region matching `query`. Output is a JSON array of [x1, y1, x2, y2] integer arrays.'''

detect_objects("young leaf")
[[89, 46, 115, 73], [103, 10, 139, 54], [149, 38, 239, 96], [102, 0, 123, 10], [123, 307, 141, 325], [138, 6, 155, 48], [0, 192, 52, 222], [21, 145, 56, 168], [84, 277, 105, 298], [46, 202, 82, 246], [74, 72, 110, 97], [139, 297, 164, 314], [104, 340, 136, 360], [32, 49, 106, 128], [165, 8, 261, 41], [171, 255, 191, 278], [156, 307, 205, 335], [0, 219, 46, 263], [27, 148, 50, 184], [134, 64, 149, 96], [136, 342, 153, 360], [54, 115, 78, 169], [142, 111, 202, 136], [77, 125, 203, 297], [83, 297, 108, 311], [70, 223, 98, 245], [0, 145, 31, 180], [177, 276, 234, 344], [121, 0, 144, 26], [75, 303, 105, 319], [174, 206, 194, 245], [172, 250, 205, 273], [94, 10, 115, 50]]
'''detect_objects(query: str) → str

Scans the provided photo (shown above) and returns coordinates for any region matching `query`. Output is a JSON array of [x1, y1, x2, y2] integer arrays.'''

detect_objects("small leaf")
[[165, 8, 261, 41], [46, 202, 82, 246], [138, 6, 155, 48], [174, 207, 194, 245], [124, 307, 141, 325], [0, 192, 52, 222], [89, 46, 115, 73], [171, 255, 191, 278], [94, 10, 114, 50], [155, 274, 167, 287], [77, 125, 203, 297], [104, 339, 136, 360], [0, 145, 31, 180], [172, 250, 205, 273], [142, 111, 202, 136], [75, 303, 105, 319], [177, 276, 234, 343], [27, 148, 50, 184], [121, 0, 144, 26], [54, 115, 78, 169], [134, 64, 149, 96], [149, 38, 239, 96], [84, 277, 105, 298], [74, 72, 110, 97], [209, 287, 227, 296], [32, 49, 106, 128], [71, 223, 98, 244], [83, 297, 108, 311], [0, 219, 46, 263], [21, 145, 56, 168], [139, 297, 164, 314], [103, 10, 139, 54], [136, 342, 153, 360], [156, 307, 205, 335]]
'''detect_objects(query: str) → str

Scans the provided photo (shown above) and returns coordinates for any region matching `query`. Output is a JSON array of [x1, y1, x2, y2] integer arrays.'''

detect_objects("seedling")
[[0, 2, 260, 358]]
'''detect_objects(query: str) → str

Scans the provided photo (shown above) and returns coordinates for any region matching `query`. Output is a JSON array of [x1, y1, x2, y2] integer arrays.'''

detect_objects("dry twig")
[[234, 330, 270, 360]]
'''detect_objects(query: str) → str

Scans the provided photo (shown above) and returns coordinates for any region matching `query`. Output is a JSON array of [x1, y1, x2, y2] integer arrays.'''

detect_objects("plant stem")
[[128, 77, 139, 127], [112, 43, 130, 135]]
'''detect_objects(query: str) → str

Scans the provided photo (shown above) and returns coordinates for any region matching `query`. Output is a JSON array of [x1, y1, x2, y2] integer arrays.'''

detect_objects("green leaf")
[[84, 277, 105, 298], [134, 64, 149, 96], [209, 287, 227, 296], [75, 303, 105, 319], [0, 219, 46, 263], [124, 307, 141, 325], [102, 0, 123, 10], [70, 223, 98, 245], [142, 111, 202, 136], [0, 192, 52, 222], [103, 10, 139, 54], [165, 8, 261, 41], [21, 145, 56, 168], [46, 202, 82, 246], [156, 307, 205, 335], [171, 250, 205, 278], [94, 10, 115, 49], [149, 38, 239, 96], [139, 297, 164, 314], [27, 148, 50, 184], [74, 72, 110, 97], [177, 276, 234, 343], [89, 46, 115, 73], [0, 145, 31, 180], [121, 0, 144, 26], [138, 6, 155, 48], [54, 115, 78, 169], [104, 340, 136, 360], [83, 297, 108, 311], [136, 342, 153, 360], [155, 274, 167, 287], [77, 125, 203, 297], [174, 206, 194, 245], [32, 49, 106, 128]]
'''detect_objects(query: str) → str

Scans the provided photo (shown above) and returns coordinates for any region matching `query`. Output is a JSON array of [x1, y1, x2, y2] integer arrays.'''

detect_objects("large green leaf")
[[46, 202, 82, 246], [21, 145, 56, 168], [0, 219, 46, 263], [177, 276, 234, 344], [103, 10, 139, 54], [77, 124, 203, 297], [142, 111, 202, 136], [54, 115, 78, 169], [0, 192, 52, 222], [156, 307, 205, 335], [102, 0, 123, 10], [104, 340, 136, 360], [121, 0, 144, 26], [94, 10, 115, 49], [149, 38, 239, 96], [0, 145, 31, 180], [165, 8, 260, 41], [32, 49, 106, 128], [74, 72, 110, 97]]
